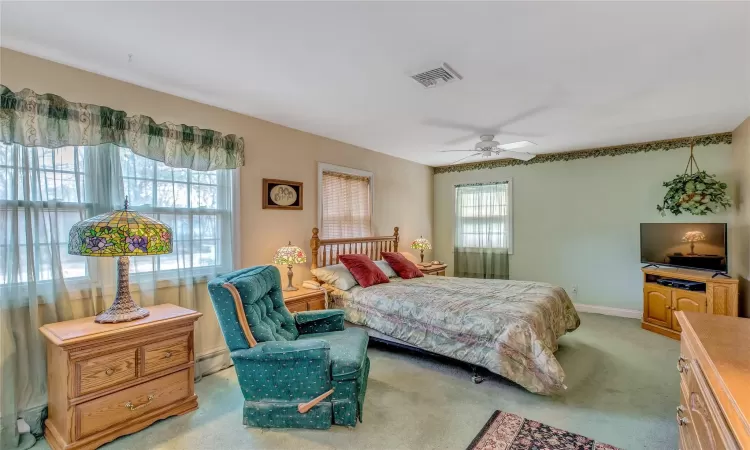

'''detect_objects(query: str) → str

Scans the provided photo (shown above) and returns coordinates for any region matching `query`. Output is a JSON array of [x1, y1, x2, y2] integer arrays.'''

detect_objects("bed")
[[309, 227, 580, 395]]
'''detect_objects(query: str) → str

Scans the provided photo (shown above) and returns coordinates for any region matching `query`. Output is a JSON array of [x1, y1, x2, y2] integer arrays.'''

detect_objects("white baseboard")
[[574, 303, 642, 319]]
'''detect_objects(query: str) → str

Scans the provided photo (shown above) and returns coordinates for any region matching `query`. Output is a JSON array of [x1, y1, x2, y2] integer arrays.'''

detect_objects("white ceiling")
[[2, 1, 749, 167]]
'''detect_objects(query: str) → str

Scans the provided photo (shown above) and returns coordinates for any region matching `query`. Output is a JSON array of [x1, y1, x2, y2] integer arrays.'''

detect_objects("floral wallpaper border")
[[433, 132, 733, 175]]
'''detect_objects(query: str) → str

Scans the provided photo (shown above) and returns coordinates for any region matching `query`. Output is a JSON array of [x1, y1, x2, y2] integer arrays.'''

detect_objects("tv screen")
[[640, 223, 727, 272]]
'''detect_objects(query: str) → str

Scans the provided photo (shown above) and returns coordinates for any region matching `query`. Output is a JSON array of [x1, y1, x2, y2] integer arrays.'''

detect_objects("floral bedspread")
[[328, 276, 580, 395]]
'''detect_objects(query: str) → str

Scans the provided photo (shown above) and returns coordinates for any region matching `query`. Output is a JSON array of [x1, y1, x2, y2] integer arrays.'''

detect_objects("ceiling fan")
[[441, 135, 537, 164]]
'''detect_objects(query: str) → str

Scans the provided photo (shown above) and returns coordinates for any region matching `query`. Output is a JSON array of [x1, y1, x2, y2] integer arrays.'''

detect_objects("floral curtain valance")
[[0, 85, 244, 171]]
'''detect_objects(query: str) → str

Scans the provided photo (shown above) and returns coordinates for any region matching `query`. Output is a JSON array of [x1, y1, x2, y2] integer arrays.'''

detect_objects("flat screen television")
[[640, 223, 728, 272]]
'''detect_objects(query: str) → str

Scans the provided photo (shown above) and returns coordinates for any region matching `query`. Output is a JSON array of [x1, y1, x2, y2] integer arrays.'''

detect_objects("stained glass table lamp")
[[68, 198, 173, 323], [411, 236, 432, 263], [273, 241, 307, 291]]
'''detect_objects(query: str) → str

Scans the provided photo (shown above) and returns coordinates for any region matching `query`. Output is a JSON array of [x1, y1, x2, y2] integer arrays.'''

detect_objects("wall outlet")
[[571, 285, 578, 297]]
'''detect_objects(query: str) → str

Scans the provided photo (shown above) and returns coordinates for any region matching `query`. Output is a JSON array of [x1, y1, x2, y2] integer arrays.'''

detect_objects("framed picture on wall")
[[262, 178, 303, 210]]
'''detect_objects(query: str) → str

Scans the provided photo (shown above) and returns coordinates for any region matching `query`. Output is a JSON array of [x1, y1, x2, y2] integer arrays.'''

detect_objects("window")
[[0, 143, 234, 286], [318, 163, 373, 239], [0, 146, 91, 283], [120, 148, 233, 274], [454, 181, 512, 251]]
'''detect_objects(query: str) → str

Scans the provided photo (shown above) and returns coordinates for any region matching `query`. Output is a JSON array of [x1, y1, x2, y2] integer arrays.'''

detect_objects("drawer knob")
[[677, 356, 689, 373], [125, 394, 155, 411], [105, 368, 115, 376], [164, 351, 173, 359]]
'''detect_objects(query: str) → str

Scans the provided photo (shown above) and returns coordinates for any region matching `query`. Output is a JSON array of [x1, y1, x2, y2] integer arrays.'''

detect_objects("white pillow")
[[374, 259, 398, 278], [311, 264, 358, 291]]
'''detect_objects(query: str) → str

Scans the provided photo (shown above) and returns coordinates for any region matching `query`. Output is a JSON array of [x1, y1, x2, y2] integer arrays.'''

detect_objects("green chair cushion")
[[298, 327, 369, 381]]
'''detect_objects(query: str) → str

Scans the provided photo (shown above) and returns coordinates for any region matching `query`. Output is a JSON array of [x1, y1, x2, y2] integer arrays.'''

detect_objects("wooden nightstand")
[[283, 286, 326, 313], [419, 264, 447, 276], [40, 304, 201, 450]]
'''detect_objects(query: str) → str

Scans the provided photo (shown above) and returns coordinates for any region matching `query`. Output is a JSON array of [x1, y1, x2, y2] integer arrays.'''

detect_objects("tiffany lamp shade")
[[68, 199, 173, 323], [411, 236, 432, 263], [273, 242, 307, 291]]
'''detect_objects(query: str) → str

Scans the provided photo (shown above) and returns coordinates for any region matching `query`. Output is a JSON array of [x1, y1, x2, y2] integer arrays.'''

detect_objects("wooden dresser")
[[40, 304, 202, 450], [642, 267, 738, 340], [675, 311, 750, 449], [283, 286, 326, 313]]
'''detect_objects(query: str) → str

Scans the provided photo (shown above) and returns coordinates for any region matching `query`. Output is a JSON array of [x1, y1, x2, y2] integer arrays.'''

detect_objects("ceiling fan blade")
[[450, 153, 482, 165], [494, 151, 536, 162], [492, 105, 550, 130], [497, 130, 545, 138], [422, 118, 489, 134], [498, 140, 535, 151], [439, 149, 477, 152]]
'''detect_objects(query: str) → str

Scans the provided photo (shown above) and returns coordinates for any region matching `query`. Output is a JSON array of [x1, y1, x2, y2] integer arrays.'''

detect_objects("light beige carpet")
[[32, 312, 679, 449]]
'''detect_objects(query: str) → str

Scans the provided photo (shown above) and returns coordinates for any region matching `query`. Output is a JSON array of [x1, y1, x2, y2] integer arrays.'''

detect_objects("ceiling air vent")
[[410, 63, 462, 88]]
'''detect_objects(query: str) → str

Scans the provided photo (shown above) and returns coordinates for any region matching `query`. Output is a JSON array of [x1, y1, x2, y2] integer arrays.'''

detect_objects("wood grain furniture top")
[[419, 264, 447, 275], [675, 311, 750, 449], [41, 304, 202, 450], [641, 267, 738, 340], [283, 286, 326, 313]]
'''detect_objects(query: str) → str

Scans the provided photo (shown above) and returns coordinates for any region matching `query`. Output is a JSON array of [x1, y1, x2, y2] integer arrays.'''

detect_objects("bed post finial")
[[393, 226, 399, 252], [310, 227, 320, 274]]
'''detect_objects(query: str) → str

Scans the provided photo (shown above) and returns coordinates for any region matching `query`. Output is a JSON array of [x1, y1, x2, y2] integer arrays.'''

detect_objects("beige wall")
[[0, 48, 433, 368], [434, 143, 734, 312], [0, 48, 434, 281], [731, 117, 750, 317]]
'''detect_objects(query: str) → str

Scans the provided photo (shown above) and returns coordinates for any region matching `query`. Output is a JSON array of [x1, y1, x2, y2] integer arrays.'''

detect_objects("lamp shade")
[[68, 207, 172, 257], [273, 242, 307, 265], [411, 236, 432, 251], [682, 231, 706, 243]]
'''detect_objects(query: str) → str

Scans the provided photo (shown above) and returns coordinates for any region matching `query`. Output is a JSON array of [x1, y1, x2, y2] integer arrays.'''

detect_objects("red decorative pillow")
[[381, 252, 424, 279], [339, 254, 390, 288]]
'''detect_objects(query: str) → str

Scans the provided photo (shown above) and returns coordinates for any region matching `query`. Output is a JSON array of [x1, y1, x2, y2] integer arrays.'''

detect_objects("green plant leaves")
[[657, 171, 731, 216]]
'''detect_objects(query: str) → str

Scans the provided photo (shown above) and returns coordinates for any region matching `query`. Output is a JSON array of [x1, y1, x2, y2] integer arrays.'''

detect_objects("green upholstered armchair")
[[208, 265, 370, 429]]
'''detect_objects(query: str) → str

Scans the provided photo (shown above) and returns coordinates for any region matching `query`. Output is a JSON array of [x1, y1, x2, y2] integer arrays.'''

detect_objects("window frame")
[[317, 162, 374, 237], [119, 148, 234, 278], [453, 179, 514, 254]]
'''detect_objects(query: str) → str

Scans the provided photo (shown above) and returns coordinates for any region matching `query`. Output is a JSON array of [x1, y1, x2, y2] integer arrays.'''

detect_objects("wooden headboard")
[[310, 227, 399, 273]]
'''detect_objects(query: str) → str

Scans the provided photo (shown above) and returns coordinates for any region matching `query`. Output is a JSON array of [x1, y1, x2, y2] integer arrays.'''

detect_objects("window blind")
[[321, 171, 372, 238]]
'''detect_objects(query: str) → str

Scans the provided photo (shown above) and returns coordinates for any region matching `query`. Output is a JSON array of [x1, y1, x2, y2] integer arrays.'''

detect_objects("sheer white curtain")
[[0, 143, 234, 449], [454, 182, 511, 279], [321, 170, 372, 238]]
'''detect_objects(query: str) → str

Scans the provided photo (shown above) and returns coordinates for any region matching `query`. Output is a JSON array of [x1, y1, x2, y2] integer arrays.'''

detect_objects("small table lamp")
[[68, 198, 173, 323], [411, 236, 432, 263], [682, 231, 706, 255], [273, 241, 307, 291]]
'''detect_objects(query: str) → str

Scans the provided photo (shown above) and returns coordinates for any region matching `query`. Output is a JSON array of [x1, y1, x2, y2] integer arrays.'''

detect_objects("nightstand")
[[419, 264, 447, 276], [283, 286, 326, 312]]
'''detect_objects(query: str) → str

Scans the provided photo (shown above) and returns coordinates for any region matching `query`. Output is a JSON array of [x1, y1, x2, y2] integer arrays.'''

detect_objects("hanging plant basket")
[[656, 142, 731, 216]]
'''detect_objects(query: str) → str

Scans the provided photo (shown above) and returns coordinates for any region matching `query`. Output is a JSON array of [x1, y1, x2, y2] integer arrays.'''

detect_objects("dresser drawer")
[[75, 369, 191, 439], [286, 299, 308, 313], [679, 381, 699, 450], [76, 348, 138, 396], [685, 360, 737, 450], [142, 335, 190, 375]]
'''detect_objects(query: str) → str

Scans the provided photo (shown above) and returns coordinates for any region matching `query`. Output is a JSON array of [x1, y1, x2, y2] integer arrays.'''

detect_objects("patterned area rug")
[[467, 410, 621, 450]]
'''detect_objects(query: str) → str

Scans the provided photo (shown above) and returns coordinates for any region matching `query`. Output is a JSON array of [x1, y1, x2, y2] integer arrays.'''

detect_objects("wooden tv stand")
[[642, 267, 738, 340]]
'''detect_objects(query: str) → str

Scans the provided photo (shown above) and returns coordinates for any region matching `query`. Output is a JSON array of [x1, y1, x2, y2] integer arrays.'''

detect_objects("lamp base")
[[283, 264, 298, 291], [95, 256, 150, 323]]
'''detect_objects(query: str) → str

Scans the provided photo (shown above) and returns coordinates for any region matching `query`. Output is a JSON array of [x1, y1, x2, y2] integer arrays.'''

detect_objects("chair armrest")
[[295, 309, 345, 334], [230, 340, 332, 402], [231, 339, 330, 362]]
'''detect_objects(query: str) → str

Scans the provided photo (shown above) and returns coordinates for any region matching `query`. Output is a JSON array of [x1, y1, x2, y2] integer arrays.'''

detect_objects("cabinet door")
[[644, 284, 672, 329], [672, 290, 707, 332]]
